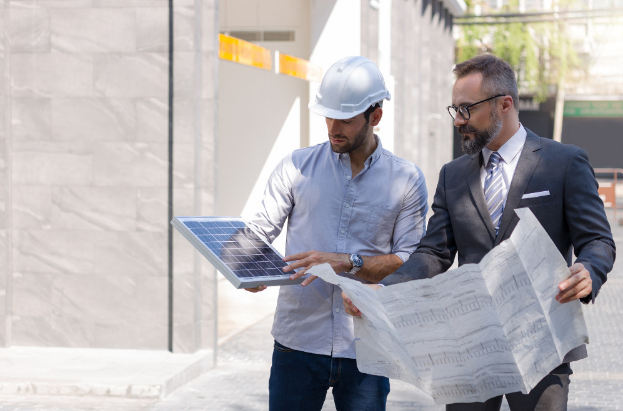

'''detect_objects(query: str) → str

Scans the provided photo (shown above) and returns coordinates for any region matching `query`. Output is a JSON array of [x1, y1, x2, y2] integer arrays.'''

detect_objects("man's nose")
[[454, 114, 467, 128], [327, 119, 341, 134]]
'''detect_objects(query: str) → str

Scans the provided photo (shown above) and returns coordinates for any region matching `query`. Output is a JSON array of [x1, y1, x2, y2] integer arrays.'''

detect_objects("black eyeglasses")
[[446, 94, 506, 121]]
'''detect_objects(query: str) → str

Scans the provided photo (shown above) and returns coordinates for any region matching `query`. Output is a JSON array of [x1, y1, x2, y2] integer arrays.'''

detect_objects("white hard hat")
[[309, 56, 391, 120]]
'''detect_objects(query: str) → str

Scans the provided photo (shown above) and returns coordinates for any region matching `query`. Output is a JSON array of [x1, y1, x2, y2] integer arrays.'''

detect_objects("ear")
[[369, 108, 383, 126], [500, 96, 514, 113]]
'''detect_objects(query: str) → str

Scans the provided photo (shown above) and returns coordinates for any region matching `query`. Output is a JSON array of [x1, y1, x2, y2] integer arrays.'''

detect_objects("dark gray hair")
[[453, 55, 519, 112]]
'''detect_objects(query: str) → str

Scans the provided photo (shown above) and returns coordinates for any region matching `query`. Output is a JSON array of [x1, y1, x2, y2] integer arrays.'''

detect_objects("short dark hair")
[[363, 102, 382, 122], [453, 55, 519, 111]]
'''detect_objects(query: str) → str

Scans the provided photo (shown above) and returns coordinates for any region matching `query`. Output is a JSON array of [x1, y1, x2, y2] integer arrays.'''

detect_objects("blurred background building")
[[452, 0, 623, 167], [0, 0, 465, 384]]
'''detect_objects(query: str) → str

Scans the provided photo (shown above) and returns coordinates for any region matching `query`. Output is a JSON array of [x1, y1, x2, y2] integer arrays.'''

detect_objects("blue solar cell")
[[267, 268, 284, 276], [172, 217, 304, 287], [176, 217, 290, 278]]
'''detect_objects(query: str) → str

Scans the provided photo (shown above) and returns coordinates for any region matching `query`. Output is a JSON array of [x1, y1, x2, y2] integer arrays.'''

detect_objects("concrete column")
[[391, 0, 457, 203], [360, 0, 379, 66], [172, 0, 219, 355], [0, 0, 9, 347], [377, 0, 395, 153]]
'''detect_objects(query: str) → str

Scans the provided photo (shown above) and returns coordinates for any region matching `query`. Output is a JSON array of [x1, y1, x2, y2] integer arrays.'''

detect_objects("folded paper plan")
[[310, 208, 588, 405]]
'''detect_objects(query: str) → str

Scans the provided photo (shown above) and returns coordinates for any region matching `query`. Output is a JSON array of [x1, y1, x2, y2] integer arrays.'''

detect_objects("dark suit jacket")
[[383, 129, 616, 362]]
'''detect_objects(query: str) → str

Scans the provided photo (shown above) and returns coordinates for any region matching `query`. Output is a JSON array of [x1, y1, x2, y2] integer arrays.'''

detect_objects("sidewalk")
[[0, 213, 621, 411]]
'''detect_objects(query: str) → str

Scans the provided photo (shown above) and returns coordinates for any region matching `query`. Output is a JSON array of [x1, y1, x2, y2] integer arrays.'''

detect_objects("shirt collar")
[[335, 135, 383, 168], [482, 124, 527, 166]]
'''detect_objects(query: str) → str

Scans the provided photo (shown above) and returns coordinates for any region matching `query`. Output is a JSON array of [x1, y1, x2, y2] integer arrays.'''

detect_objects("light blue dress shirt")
[[246, 137, 428, 358]]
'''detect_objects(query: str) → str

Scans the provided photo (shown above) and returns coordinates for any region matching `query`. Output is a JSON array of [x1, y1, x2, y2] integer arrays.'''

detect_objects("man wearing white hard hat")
[[245, 56, 429, 411]]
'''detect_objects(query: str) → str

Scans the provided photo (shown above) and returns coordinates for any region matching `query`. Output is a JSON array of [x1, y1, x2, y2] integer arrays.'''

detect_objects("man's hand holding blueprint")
[[308, 208, 589, 405]]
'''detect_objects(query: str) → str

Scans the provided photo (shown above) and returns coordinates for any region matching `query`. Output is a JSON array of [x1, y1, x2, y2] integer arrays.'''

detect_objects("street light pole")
[[552, 3, 566, 143]]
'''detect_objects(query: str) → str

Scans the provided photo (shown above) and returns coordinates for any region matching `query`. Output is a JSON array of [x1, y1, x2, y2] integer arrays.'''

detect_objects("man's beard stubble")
[[459, 110, 503, 155], [329, 121, 370, 154]]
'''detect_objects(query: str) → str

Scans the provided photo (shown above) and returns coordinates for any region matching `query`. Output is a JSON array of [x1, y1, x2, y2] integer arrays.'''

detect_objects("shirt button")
[[335, 308, 340, 313], [345, 204, 350, 208], [340, 229, 345, 234], [346, 176, 352, 180]]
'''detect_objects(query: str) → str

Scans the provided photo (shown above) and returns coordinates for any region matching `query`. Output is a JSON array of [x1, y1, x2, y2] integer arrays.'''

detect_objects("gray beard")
[[460, 112, 503, 155]]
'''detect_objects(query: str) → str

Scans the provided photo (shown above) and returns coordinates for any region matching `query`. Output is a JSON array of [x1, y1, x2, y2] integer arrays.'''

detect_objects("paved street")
[[0, 212, 621, 411]]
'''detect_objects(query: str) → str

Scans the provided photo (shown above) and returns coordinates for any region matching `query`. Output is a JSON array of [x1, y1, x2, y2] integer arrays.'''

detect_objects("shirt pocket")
[[365, 205, 401, 247]]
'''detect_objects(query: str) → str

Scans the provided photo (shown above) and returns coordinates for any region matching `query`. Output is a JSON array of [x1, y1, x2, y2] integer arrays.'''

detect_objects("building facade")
[[457, 0, 623, 166], [0, 0, 464, 367]]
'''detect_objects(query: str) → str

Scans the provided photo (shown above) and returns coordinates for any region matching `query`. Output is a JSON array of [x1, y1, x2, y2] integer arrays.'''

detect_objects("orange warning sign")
[[277, 52, 322, 82], [219, 34, 271, 70]]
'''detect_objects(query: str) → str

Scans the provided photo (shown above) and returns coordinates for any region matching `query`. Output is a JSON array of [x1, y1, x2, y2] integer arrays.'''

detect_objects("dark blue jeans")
[[269, 340, 390, 411]]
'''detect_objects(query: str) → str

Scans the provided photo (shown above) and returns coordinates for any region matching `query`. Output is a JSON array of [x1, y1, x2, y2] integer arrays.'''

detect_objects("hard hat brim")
[[308, 100, 371, 120]]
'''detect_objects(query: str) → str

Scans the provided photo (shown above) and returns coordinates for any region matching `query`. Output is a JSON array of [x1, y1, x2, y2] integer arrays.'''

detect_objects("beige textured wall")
[[1, 0, 218, 354]]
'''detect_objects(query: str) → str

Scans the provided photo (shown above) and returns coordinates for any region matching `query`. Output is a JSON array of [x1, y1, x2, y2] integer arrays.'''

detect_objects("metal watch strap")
[[348, 253, 363, 275]]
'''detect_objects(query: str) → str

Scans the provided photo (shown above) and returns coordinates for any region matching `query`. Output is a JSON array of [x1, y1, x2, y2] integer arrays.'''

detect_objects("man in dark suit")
[[343, 54, 616, 411]]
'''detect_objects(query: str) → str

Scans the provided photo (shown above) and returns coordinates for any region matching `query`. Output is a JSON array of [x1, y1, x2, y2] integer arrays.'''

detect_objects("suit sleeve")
[[382, 164, 457, 285], [564, 147, 616, 303]]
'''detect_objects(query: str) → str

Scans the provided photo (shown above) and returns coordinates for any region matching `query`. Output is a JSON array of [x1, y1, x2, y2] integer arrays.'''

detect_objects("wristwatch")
[[348, 253, 364, 275]]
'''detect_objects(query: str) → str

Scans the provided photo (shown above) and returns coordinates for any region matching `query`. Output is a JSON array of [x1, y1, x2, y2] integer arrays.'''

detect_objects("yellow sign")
[[277, 52, 322, 83], [219, 34, 271, 71]]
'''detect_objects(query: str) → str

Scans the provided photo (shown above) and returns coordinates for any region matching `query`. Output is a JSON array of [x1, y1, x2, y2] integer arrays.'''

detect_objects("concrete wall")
[[360, 0, 379, 66], [391, 0, 455, 204], [0, 0, 218, 355]]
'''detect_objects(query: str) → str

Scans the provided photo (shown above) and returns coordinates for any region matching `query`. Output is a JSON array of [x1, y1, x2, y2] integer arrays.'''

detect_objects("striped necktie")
[[484, 152, 505, 236]]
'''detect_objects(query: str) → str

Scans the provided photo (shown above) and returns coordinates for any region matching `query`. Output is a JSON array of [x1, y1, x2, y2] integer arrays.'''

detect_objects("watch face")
[[352, 254, 363, 267]]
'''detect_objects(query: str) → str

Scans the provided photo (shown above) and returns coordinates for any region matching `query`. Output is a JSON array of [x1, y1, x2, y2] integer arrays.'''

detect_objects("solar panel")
[[171, 216, 303, 289]]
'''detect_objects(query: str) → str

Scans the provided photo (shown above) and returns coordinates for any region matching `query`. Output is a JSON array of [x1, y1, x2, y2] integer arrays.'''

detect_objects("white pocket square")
[[522, 190, 550, 199]]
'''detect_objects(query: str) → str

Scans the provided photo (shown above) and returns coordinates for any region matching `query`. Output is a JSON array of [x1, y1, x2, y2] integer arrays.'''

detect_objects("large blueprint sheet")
[[309, 208, 589, 405]]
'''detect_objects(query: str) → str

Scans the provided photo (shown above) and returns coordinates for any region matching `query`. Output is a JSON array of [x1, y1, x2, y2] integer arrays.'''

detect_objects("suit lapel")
[[495, 130, 542, 244], [467, 152, 496, 241]]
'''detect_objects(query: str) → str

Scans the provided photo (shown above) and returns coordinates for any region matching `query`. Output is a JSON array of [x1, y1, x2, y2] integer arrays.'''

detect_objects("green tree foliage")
[[456, 0, 579, 101]]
